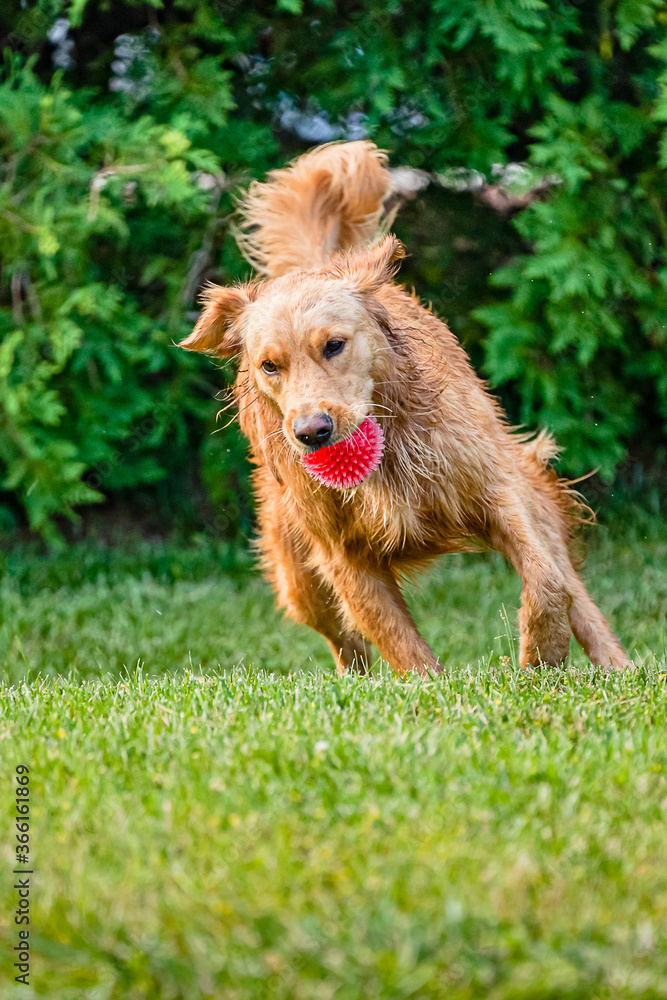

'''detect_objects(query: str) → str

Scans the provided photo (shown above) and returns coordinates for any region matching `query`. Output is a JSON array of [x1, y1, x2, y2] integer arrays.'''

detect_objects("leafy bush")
[[477, 88, 667, 477], [0, 1, 666, 539]]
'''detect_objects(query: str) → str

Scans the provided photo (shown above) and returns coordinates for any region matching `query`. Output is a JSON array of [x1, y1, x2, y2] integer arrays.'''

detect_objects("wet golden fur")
[[180, 141, 628, 675]]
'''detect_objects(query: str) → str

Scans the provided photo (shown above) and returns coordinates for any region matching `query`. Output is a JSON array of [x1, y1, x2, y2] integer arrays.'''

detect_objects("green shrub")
[[476, 88, 667, 478], [1, 1, 666, 539]]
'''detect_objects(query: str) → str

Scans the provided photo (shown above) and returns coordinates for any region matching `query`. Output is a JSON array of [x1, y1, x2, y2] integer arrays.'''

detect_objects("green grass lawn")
[[1, 523, 667, 998]]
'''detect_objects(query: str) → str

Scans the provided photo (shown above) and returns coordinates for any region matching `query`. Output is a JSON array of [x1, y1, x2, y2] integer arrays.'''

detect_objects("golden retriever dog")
[[180, 141, 628, 675]]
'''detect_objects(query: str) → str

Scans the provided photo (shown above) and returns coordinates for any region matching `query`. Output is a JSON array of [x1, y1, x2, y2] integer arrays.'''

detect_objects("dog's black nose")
[[293, 413, 334, 448]]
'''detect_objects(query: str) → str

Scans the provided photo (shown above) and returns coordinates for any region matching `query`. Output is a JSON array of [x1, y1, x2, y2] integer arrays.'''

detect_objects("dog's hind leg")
[[529, 504, 629, 670], [563, 573, 628, 670]]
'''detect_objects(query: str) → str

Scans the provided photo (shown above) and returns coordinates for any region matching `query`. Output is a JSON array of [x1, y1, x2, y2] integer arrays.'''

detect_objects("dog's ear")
[[178, 284, 256, 357], [336, 234, 405, 294]]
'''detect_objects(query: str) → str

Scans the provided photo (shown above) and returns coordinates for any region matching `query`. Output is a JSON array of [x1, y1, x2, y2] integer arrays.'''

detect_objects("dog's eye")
[[323, 340, 345, 359], [261, 360, 278, 375]]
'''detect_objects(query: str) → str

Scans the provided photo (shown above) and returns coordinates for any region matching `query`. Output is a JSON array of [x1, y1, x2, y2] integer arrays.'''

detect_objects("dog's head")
[[179, 235, 404, 454]]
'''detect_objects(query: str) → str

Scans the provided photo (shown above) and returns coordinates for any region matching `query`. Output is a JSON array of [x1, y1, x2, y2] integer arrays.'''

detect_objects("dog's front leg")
[[256, 501, 370, 674], [486, 499, 572, 668], [485, 486, 627, 670], [319, 556, 440, 677]]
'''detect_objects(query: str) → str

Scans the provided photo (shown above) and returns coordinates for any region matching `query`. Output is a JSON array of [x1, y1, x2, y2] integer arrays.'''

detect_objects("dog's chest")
[[344, 475, 470, 559], [337, 480, 430, 556]]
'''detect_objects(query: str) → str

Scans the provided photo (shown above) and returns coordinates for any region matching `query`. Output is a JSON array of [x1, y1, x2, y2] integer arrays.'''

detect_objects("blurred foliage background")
[[0, 0, 666, 544]]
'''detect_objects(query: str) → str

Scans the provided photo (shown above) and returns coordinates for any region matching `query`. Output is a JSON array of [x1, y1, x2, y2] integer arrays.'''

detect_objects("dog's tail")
[[236, 141, 393, 278], [522, 428, 561, 467]]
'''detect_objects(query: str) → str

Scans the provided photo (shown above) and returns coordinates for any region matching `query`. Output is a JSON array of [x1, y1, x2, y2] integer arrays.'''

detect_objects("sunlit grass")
[[0, 525, 666, 998]]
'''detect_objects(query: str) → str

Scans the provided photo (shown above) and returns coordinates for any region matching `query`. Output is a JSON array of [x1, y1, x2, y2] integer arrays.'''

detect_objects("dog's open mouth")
[[301, 416, 385, 490]]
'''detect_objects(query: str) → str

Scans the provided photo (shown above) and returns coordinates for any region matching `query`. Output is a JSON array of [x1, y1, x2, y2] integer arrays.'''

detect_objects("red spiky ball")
[[302, 416, 385, 490]]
